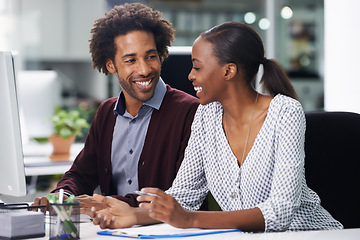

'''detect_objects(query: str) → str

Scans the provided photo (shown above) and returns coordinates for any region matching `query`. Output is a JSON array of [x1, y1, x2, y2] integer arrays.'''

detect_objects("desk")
[[23, 143, 83, 176], [22, 142, 83, 194], [30, 222, 360, 240], [24, 157, 74, 176]]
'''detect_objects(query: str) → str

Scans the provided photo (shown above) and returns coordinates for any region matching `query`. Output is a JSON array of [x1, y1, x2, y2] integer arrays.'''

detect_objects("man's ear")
[[224, 63, 237, 81], [106, 59, 116, 74]]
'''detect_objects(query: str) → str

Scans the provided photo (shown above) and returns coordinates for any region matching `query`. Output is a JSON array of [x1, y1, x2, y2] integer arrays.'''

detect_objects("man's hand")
[[31, 196, 51, 211], [31, 193, 68, 211], [32, 193, 105, 216], [75, 194, 108, 216], [90, 194, 139, 229]]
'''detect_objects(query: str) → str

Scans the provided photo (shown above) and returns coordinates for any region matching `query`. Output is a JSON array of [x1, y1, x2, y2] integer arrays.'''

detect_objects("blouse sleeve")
[[257, 101, 306, 231], [165, 106, 209, 211]]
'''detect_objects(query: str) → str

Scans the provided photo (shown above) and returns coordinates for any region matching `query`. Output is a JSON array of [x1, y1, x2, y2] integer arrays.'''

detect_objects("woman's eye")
[[193, 67, 200, 70]]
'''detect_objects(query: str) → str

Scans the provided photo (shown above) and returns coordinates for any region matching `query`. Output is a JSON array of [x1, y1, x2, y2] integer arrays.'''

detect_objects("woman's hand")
[[90, 194, 138, 229], [137, 188, 194, 228]]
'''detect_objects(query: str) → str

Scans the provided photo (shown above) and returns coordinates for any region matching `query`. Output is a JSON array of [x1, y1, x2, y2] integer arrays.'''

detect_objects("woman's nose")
[[188, 69, 195, 82]]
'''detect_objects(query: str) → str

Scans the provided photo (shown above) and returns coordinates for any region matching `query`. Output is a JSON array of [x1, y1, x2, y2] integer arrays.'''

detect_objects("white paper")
[[106, 223, 237, 236]]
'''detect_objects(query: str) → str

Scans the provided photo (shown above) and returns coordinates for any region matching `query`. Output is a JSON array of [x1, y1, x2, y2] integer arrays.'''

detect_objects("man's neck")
[[125, 100, 143, 117]]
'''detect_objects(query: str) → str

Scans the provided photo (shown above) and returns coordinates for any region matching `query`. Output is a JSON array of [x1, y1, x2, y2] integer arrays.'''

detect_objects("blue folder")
[[97, 229, 241, 239]]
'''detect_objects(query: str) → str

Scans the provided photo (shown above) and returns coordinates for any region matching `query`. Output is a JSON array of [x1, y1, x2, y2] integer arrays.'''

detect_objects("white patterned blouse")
[[166, 94, 343, 232]]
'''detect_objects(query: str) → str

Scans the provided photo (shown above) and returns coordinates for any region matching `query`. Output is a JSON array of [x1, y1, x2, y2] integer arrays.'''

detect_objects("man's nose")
[[138, 60, 152, 76]]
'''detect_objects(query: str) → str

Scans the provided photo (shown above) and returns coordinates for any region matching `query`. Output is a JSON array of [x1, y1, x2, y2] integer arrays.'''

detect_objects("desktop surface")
[[28, 222, 360, 240]]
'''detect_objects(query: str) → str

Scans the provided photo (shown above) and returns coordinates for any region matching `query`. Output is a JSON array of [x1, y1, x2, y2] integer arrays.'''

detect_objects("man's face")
[[106, 30, 161, 105]]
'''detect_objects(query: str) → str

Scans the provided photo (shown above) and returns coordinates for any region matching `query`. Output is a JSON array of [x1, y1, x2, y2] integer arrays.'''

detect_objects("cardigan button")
[[105, 168, 109, 174]]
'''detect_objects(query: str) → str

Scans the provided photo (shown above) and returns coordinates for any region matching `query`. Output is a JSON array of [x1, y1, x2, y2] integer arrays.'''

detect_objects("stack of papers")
[[0, 211, 45, 239], [98, 223, 241, 239]]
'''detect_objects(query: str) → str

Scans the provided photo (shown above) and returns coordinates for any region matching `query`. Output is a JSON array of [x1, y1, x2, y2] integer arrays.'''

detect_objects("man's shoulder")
[[99, 97, 118, 108], [95, 97, 118, 117]]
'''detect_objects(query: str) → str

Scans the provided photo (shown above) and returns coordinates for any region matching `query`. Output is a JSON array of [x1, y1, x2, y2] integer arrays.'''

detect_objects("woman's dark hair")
[[200, 22, 298, 100], [89, 3, 175, 75]]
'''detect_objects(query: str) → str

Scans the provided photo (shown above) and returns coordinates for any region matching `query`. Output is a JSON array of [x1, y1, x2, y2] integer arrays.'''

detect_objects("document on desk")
[[97, 223, 241, 238]]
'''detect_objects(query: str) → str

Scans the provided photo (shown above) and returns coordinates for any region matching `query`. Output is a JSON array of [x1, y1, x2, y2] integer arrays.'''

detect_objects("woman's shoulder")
[[270, 94, 304, 114], [268, 94, 305, 127], [196, 102, 222, 116], [191, 102, 223, 128]]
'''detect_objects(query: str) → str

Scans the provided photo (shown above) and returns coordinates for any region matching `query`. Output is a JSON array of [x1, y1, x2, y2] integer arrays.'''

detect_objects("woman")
[[91, 22, 343, 232]]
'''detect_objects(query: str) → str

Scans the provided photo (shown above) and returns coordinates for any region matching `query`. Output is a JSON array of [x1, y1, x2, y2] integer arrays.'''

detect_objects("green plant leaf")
[[48, 107, 90, 139]]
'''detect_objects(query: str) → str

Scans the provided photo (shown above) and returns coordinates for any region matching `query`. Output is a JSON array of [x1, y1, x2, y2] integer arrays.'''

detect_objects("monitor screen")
[[161, 46, 196, 97], [0, 51, 27, 199]]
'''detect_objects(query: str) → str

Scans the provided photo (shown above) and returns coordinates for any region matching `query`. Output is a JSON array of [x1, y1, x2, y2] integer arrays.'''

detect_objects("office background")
[[1, 0, 325, 110], [0, 0, 359, 195]]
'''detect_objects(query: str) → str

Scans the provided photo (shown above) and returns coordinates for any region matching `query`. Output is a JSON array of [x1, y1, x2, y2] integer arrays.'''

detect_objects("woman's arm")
[[256, 101, 306, 231], [138, 188, 265, 232], [190, 208, 264, 231]]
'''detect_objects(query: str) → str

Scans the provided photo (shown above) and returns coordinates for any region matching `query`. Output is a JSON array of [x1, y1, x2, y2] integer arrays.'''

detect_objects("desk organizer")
[[49, 202, 80, 239], [0, 203, 46, 239]]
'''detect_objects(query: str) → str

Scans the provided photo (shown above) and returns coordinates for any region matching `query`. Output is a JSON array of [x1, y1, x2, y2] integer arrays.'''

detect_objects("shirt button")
[[128, 179, 132, 185], [230, 192, 238, 199], [129, 149, 133, 154]]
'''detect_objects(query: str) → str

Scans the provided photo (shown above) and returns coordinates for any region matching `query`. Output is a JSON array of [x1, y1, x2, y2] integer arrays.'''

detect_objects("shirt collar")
[[113, 77, 167, 116]]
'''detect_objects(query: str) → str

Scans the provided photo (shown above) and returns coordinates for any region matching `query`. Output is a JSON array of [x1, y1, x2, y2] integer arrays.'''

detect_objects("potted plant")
[[48, 107, 90, 160]]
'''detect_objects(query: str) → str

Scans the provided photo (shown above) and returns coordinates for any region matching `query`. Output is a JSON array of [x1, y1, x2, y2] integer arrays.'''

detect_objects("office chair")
[[304, 111, 360, 229]]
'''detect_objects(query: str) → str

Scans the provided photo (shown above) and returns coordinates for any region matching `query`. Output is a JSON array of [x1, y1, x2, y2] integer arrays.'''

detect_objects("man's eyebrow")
[[121, 49, 158, 59], [121, 53, 136, 59], [146, 49, 158, 54]]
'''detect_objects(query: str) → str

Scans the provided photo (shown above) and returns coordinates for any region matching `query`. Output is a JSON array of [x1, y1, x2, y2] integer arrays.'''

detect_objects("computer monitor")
[[0, 51, 27, 200], [161, 46, 196, 97]]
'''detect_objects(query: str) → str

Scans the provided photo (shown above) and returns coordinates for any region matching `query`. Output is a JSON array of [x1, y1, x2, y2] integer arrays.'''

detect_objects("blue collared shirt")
[[111, 78, 167, 196]]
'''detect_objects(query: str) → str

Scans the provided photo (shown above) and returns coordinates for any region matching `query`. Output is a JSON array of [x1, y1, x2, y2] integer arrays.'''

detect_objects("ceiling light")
[[244, 12, 256, 24], [259, 18, 271, 30], [281, 6, 293, 19]]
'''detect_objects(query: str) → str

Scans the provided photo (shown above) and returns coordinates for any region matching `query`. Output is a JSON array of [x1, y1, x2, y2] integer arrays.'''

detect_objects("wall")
[[324, 0, 360, 113]]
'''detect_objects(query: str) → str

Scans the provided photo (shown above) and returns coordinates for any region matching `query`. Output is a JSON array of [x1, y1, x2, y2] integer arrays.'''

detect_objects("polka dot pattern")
[[166, 94, 343, 231]]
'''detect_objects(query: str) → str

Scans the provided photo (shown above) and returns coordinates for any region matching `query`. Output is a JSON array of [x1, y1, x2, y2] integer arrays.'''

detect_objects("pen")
[[134, 190, 157, 196], [56, 189, 64, 236], [46, 194, 79, 238]]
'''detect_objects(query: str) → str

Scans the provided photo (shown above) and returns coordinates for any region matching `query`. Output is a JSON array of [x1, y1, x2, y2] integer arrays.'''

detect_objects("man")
[[33, 3, 199, 213]]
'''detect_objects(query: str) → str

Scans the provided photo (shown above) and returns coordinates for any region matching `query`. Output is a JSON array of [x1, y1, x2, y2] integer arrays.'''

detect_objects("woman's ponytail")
[[261, 58, 299, 101]]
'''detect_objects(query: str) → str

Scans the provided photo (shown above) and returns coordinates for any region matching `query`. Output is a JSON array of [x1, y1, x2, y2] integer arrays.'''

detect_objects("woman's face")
[[188, 37, 228, 105]]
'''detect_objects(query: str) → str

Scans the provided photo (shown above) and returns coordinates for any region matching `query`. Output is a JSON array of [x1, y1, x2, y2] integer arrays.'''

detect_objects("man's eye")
[[125, 59, 135, 63], [147, 55, 157, 59]]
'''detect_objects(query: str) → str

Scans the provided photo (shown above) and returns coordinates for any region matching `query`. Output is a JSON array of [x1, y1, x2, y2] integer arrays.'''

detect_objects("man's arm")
[[91, 194, 159, 229]]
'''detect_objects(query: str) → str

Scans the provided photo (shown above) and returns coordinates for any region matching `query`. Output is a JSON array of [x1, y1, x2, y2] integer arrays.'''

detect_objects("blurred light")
[[300, 55, 311, 67], [0, 0, 6, 12], [244, 12, 256, 24], [281, 6, 293, 19], [259, 18, 271, 30]]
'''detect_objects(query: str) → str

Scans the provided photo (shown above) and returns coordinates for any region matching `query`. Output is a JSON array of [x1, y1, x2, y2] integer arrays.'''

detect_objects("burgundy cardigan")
[[53, 85, 199, 206]]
